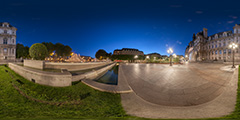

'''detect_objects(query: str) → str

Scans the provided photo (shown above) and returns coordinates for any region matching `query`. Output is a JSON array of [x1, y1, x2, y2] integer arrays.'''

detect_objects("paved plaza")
[[120, 63, 238, 118]]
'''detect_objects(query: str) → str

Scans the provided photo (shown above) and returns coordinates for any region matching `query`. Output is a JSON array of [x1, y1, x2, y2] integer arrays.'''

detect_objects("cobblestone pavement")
[[120, 63, 238, 118]]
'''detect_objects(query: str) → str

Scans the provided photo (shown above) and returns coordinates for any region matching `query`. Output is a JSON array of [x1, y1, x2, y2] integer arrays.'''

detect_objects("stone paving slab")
[[120, 63, 238, 118]]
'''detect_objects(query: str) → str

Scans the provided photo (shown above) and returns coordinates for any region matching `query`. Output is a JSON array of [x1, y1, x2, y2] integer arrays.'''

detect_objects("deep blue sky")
[[2, 0, 240, 57]]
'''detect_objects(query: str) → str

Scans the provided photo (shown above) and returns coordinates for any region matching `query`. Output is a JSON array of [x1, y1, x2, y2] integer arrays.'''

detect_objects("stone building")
[[146, 52, 161, 59], [0, 22, 17, 61], [185, 24, 240, 62], [113, 48, 144, 55]]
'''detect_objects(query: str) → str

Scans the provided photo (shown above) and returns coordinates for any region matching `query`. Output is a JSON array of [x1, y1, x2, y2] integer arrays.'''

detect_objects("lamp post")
[[167, 48, 173, 66], [134, 55, 138, 63], [185, 55, 188, 62], [229, 43, 238, 68]]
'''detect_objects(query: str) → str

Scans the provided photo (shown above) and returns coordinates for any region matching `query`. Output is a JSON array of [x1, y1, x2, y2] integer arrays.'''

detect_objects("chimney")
[[203, 28, 208, 38], [192, 33, 196, 40]]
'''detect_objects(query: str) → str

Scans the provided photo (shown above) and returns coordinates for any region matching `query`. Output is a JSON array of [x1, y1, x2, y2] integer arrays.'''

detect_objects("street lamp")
[[229, 43, 238, 68], [173, 54, 177, 58], [134, 55, 138, 63], [185, 55, 188, 63], [167, 48, 173, 66], [134, 55, 138, 59]]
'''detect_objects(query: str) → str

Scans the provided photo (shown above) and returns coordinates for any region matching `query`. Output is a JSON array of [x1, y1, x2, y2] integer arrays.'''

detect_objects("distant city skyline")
[[2, 0, 240, 57]]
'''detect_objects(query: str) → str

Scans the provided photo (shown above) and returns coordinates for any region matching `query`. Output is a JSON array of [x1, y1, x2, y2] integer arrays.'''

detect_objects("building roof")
[[122, 48, 139, 51], [0, 22, 14, 27], [147, 52, 161, 56], [114, 48, 142, 52], [208, 30, 232, 38]]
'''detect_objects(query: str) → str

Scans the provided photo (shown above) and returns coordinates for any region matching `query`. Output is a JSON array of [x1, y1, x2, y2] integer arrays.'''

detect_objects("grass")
[[0, 65, 127, 119], [0, 65, 240, 120]]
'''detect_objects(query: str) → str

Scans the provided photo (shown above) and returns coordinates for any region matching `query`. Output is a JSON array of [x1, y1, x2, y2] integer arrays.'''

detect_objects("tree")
[[63, 45, 72, 57], [55, 43, 65, 58], [42, 42, 55, 56], [95, 49, 108, 60], [29, 43, 48, 60], [16, 43, 29, 59]]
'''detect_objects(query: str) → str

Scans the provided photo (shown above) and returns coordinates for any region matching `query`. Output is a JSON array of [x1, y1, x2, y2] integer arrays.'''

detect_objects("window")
[[3, 38, 7, 44], [4, 30, 7, 33], [4, 48, 7, 53], [215, 50, 218, 54], [219, 43, 221, 47], [219, 50, 222, 54], [228, 49, 231, 53], [12, 39, 14, 43], [12, 49, 14, 55], [224, 49, 226, 54], [212, 45, 214, 48], [212, 51, 214, 55], [215, 44, 217, 48], [223, 42, 226, 46]]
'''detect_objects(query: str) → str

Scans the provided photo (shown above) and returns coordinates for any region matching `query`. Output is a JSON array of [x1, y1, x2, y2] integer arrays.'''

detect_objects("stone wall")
[[24, 60, 45, 69], [45, 62, 112, 71], [72, 63, 116, 82], [9, 63, 72, 87]]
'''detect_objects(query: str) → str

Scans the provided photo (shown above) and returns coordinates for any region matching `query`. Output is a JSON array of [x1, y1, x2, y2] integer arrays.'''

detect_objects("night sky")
[[2, 0, 240, 57]]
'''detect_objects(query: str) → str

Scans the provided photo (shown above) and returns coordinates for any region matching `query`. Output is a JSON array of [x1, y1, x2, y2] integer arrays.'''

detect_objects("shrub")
[[29, 43, 48, 60]]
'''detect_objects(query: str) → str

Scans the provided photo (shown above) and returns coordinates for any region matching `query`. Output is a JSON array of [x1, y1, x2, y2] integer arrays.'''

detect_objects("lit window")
[[4, 48, 7, 53]]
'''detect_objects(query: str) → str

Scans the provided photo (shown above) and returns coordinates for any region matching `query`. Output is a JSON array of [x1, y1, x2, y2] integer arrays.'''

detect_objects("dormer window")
[[4, 30, 7, 34], [3, 24, 8, 27]]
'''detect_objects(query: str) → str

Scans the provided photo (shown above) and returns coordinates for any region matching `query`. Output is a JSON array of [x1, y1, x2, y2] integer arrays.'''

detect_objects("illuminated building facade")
[[185, 24, 240, 62], [113, 48, 144, 55], [0, 22, 17, 60]]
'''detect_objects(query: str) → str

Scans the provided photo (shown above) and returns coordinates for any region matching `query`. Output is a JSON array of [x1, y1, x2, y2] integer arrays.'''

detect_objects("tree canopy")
[[95, 49, 109, 60], [29, 43, 48, 60], [42, 42, 55, 56], [42, 42, 72, 59], [16, 43, 30, 59]]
